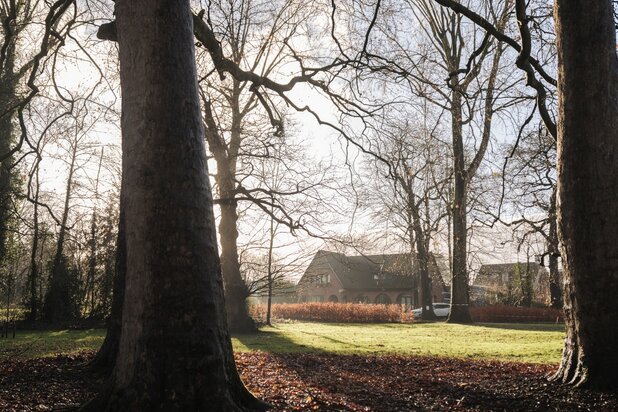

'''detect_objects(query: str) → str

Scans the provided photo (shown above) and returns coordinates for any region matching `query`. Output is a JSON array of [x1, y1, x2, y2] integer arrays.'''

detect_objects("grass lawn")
[[0, 322, 564, 364], [0, 329, 107, 359], [233, 322, 564, 364]]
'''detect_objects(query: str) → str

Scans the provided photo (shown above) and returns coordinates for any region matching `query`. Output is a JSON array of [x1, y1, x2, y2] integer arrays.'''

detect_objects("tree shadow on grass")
[[474, 322, 565, 332], [233, 326, 326, 354], [294, 329, 367, 352], [234, 324, 372, 354]]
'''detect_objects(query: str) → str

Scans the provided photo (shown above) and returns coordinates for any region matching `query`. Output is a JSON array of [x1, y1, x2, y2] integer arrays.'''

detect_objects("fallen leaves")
[[236, 353, 618, 411], [0, 351, 616, 411]]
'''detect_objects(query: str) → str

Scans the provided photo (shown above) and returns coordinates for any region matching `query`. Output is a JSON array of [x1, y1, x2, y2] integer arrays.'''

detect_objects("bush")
[[470, 304, 563, 323], [249, 302, 414, 323]]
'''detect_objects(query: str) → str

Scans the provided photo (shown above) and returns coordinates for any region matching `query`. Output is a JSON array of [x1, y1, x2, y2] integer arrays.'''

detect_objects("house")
[[472, 262, 550, 305], [249, 280, 298, 305], [296, 250, 448, 308]]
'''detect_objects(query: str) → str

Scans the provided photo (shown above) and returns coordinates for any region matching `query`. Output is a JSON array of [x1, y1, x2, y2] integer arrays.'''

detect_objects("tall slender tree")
[[197, 0, 314, 332], [395, 0, 511, 322]]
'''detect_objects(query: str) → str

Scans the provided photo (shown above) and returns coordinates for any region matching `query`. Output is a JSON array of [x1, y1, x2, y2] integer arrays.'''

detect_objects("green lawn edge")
[[0, 322, 564, 364]]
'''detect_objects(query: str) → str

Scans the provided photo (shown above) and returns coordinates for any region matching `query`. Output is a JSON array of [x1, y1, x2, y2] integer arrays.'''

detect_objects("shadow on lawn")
[[295, 329, 367, 352], [235, 324, 370, 354], [233, 326, 326, 354], [474, 322, 565, 332]]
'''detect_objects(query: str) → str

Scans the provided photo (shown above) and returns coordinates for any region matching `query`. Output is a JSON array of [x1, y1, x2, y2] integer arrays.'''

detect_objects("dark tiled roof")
[[301, 250, 445, 291], [475, 262, 541, 285], [477, 262, 540, 275]]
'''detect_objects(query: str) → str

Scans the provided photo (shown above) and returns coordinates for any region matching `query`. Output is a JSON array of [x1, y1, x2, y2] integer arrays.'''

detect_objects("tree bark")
[[551, 0, 618, 389], [0, 33, 17, 275], [447, 89, 472, 323], [547, 187, 562, 309], [82, 0, 267, 409], [218, 184, 255, 333]]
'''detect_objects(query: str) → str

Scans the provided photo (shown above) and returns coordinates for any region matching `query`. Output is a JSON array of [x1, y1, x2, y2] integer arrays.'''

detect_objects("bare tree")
[[0, 0, 76, 256], [363, 105, 451, 319], [42, 120, 92, 324], [429, 0, 618, 390], [496, 127, 560, 308], [197, 0, 350, 332], [377, 0, 512, 322]]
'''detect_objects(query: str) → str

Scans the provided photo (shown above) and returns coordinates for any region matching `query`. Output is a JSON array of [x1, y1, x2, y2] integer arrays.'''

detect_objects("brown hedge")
[[249, 302, 414, 323]]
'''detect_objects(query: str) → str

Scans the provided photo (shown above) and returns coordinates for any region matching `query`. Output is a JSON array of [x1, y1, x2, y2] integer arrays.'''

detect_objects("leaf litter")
[[0, 351, 616, 411]]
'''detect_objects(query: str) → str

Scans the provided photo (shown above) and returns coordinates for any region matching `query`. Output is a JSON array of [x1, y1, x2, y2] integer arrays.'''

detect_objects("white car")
[[412, 303, 451, 318]]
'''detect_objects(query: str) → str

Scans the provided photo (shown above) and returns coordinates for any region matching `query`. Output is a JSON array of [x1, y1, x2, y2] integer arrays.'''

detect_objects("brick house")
[[472, 262, 550, 305], [296, 250, 448, 308]]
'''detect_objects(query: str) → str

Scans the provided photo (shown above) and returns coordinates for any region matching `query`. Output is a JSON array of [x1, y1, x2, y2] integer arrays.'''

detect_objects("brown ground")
[[0, 352, 616, 411]]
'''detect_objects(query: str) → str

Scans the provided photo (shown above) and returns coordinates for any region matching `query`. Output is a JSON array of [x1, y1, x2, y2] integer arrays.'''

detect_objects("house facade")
[[472, 262, 550, 305], [296, 250, 448, 308]]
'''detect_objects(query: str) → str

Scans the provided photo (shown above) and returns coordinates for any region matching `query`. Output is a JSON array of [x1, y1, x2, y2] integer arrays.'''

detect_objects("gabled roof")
[[475, 262, 541, 286], [300, 250, 445, 291], [477, 262, 541, 275]]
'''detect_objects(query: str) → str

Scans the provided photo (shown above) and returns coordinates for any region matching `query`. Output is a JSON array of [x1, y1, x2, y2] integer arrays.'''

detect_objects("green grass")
[[232, 322, 564, 364], [0, 322, 564, 364], [0, 329, 106, 359]]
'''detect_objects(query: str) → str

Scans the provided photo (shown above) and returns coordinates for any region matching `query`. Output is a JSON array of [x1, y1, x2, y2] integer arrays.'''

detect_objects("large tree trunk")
[[82, 1, 266, 409], [0, 39, 16, 273], [447, 90, 472, 323], [551, 0, 618, 389], [218, 184, 255, 333], [203, 91, 256, 333]]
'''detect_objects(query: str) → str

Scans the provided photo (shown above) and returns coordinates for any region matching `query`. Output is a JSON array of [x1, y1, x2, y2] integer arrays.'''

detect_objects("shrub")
[[249, 302, 414, 323], [470, 304, 563, 323]]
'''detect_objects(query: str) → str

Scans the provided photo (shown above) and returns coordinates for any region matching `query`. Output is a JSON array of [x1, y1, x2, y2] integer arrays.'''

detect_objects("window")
[[328, 295, 339, 302], [375, 294, 391, 305], [356, 295, 370, 304], [398, 294, 414, 311], [308, 295, 324, 302], [314, 273, 330, 285]]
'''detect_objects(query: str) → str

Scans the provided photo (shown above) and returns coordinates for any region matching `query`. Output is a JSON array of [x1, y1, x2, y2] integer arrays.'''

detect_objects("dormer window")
[[315, 273, 330, 285]]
